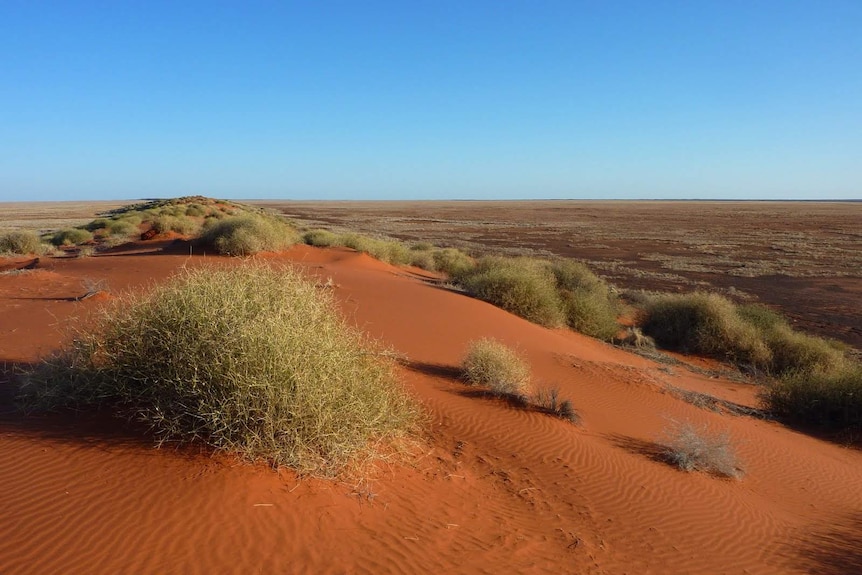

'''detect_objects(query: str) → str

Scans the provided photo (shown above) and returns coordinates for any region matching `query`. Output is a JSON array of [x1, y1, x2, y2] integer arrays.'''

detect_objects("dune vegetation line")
[[4, 195, 859, 470]]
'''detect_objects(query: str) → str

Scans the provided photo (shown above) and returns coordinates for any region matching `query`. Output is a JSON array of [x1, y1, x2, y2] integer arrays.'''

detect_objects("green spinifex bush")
[[0, 230, 44, 255], [200, 215, 299, 256], [20, 263, 421, 475], [640, 292, 772, 367], [51, 227, 93, 246], [458, 256, 567, 327], [551, 260, 621, 341], [760, 364, 862, 430]]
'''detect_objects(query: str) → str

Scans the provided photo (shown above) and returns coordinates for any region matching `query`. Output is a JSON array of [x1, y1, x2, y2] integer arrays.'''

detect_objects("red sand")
[[1, 243, 860, 574]]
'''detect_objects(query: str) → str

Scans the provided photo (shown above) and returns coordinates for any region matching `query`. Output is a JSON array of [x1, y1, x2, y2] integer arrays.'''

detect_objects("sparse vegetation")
[[19, 263, 421, 475], [533, 387, 580, 423], [461, 338, 531, 399], [659, 420, 744, 478], [0, 230, 44, 255]]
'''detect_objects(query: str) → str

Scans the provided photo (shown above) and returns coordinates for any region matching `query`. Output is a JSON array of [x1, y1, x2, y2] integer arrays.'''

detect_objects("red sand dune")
[[1, 244, 860, 574]]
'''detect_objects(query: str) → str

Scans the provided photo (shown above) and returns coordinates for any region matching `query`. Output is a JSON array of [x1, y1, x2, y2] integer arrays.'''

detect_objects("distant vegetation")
[[20, 263, 421, 475]]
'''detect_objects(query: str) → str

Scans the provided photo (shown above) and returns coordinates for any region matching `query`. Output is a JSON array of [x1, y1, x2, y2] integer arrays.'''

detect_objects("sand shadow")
[[401, 360, 463, 381], [0, 359, 202, 458], [605, 433, 668, 465], [789, 513, 862, 575]]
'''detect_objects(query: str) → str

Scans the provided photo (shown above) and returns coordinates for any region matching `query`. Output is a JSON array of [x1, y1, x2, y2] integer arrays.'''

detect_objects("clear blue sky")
[[1, 1, 860, 201]]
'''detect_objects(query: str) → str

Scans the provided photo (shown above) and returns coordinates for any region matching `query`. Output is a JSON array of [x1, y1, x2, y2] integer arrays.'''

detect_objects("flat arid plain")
[[261, 200, 862, 352], [1, 199, 861, 574]]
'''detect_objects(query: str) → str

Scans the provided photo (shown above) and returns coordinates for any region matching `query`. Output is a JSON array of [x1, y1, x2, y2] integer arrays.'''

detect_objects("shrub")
[[760, 364, 862, 429], [200, 215, 299, 256], [551, 260, 620, 340], [408, 250, 437, 271], [533, 387, 580, 423], [411, 242, 434, 251], [151, 215, 199, 236], [105, 219, 139, 238], [458, 257, 566, 327], [640, 292, 771, 367], [765, 326, 847, 377], [660, 420, 743, 478], [114, 213, 143, 225], [461, 338, 531, 398], [304, 229, 340, 247], [51, 228, 93, 246], [85, 218, 111, 232], [19, 263, 420, 474], [433, 248, 475, 279], [0, 230, 44, 254], [340, 234, 412, 265], [184, 204, 207, 217]]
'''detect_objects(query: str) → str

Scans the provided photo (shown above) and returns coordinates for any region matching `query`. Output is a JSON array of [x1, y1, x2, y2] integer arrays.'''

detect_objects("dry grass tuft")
[[659, 420, 744, 478]]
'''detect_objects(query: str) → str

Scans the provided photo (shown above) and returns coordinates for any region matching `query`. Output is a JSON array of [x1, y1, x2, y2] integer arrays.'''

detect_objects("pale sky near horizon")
[[1, 1, 860, 202]]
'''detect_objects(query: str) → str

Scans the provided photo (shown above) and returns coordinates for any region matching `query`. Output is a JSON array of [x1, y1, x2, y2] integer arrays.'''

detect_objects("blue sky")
[[1, 1, 860, 201]]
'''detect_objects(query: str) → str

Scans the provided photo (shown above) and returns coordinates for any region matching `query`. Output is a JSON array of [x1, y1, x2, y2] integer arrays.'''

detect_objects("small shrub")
[[114, 213, 143, 225], [551, 260, 620, 340], [85, 218, 111, 232], [19, 263, 420, 474], [0, 230, 44, 254], [408, 250, 437, 271], [411, 242, 434, 251], [461, 338, 531, 398], [458, 257, 566, 327], [433, 248, 475, 279], [51, 228, 93, 246], [151, 215, 199, 236], [105, 219, 139, 238], [340, 234, 412, 265], [760, 364, 862, 429], [200, 215, 299, 256], [533, 387, 580, 423], [304, 229, 340, 247], [660, 420, 743, 478]]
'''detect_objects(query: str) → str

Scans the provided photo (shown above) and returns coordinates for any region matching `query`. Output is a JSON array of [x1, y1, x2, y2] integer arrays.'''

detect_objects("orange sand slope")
[[1, 243, 860, 574]]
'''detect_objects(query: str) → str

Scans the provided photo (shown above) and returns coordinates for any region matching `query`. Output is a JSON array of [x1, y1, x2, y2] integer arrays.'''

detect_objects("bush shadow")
[[789, 513, 862, 575]]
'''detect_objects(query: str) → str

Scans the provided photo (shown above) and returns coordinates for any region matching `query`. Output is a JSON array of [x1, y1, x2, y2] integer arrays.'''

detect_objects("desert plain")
[[1, 199, 860, 574]]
